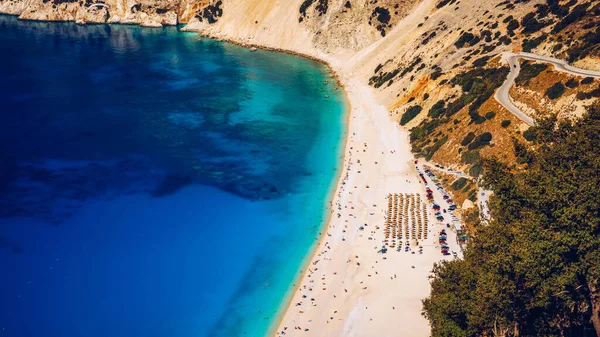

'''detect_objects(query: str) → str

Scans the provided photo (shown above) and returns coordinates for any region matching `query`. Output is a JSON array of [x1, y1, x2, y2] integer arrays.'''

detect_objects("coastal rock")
[[141, 16, 163, 28], [160, 10, 178, 25], [0, 0, 34, 15], [75, 5, 109, 24], [19, 1, 82, 22], [107, 14, 121, 23], [1, 0, 208, 25]]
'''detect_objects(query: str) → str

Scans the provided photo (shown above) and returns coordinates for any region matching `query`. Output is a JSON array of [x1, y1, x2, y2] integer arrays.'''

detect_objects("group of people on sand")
[[279, 123, 434, 335], [280, 127, 381, 334]]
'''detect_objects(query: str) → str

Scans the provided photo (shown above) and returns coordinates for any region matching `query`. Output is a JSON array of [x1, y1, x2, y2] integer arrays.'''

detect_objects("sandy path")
[[274, 73, 461, 337]]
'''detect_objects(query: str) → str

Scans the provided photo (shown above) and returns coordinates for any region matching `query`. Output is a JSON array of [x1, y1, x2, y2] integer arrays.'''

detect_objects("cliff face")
[[183, 0, 422, 60], [0, 0, 422, 53], [2, 0, 208, 26]]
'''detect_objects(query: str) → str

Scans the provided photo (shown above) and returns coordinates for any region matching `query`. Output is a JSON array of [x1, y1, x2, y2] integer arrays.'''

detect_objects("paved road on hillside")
[[495, 52, 600, 127]]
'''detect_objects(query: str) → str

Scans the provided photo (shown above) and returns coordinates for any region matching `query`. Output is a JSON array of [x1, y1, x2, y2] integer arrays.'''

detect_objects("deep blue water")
[[0, 15, 346, 337]]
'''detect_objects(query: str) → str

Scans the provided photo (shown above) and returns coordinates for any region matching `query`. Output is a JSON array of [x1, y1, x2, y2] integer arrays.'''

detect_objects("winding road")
[[495, 52, 600, 126], [87, 3, 109, 10]]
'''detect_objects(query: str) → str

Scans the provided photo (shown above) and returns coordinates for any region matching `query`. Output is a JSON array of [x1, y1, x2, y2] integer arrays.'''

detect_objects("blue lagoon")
[[0, 15, 347, 337]]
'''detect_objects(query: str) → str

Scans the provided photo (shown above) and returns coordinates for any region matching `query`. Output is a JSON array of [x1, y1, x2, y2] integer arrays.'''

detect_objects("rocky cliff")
[[1, 0, 208, 26]]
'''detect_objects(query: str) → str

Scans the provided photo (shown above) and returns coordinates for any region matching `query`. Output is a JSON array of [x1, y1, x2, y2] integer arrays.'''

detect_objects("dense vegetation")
[[461, 132, 476, 146], [546, 82, 566, 100], [401, 105, 423, 125], [451, 177, 468, 190], [467, 132, 492, 150], [515, 61, 548, 87], [423, 104, 600, 337]]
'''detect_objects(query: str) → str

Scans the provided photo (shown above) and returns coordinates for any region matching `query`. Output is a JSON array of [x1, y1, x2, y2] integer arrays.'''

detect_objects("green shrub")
[[454, 32, 475, 48], [400, 105, 423, 125], [424, 135, 448, 160], [450, 67, 510, 115], [499, 35, 512, 45], [369, 68, 400, 88], [469, 164, 483, 177], [513, 138, 534, 165], [501, 120, 511, 128], [545, 82, 566, 99], [468, 189, 477, 201], [552, 43, 563, 53], [409, 117, 446, 144], [522, 34, 547, 52], [565, 78, 579, 89], [521, 11, 550, 34], [461, 132, 476, 146], [506, 19, 519, 31], [485, 111, 496, 120], [523, 127, 537, 142], [451, 177, 468, 190], [436, 0, 451, 9], [581, 77, 594, 85], [467, 132, 492, 150], [472, 113, 486, 124], [515, 61, 547, 86], [461, 150, 480, 165], [400, 57, 423, 77], [576, 91, 590, 100], [428, 100, 446, 118], [473, 56, 491, 67], [552, 3, 589, 34], [299, 0, 314, 15]]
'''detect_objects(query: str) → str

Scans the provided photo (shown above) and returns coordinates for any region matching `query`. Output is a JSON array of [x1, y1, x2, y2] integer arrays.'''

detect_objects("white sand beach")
[[274, 71, 463, 336]]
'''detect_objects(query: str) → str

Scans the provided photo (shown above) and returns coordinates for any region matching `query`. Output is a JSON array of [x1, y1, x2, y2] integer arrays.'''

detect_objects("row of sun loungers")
[[384, 193, 429, 249]]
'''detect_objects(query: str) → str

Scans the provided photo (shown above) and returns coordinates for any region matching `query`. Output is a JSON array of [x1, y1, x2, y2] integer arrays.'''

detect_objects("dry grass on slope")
[[430, 98, 523, 169], [510, 61, 599, 120], [369, 0, 600, 181]]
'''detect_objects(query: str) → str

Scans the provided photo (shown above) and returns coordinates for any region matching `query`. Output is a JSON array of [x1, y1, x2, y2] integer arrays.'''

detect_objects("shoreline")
[[195, 28, 462, 337], [0, 14, 353, 336], [232, 43, 356, 337], [1, 14, 453, 336]]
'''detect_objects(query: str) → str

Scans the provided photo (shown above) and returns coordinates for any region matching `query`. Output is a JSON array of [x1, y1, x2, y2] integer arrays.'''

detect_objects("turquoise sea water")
[[0, 15, 346, 337]]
